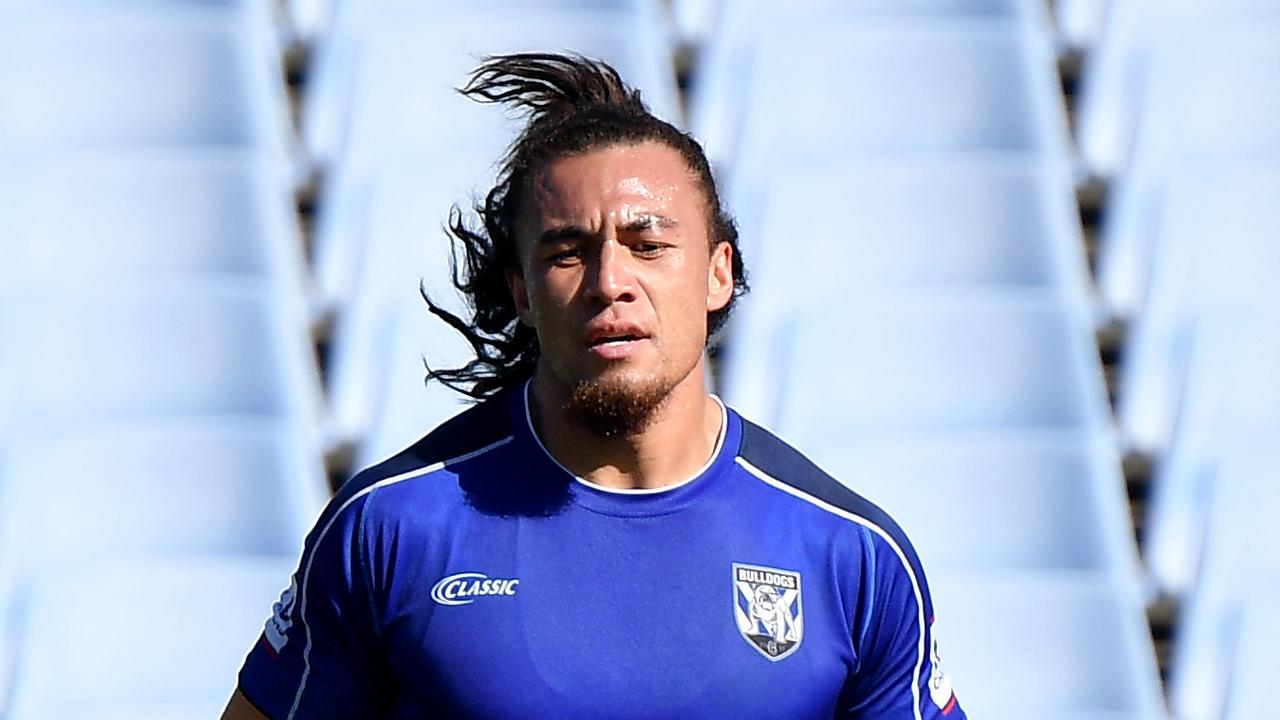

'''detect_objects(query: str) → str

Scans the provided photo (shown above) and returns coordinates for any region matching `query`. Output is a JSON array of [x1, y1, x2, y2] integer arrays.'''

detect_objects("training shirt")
[[238, 383, 964, 719]]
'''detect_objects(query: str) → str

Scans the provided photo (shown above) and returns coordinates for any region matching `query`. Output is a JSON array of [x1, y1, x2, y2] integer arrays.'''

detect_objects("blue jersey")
[[238, 384, 965, 719]]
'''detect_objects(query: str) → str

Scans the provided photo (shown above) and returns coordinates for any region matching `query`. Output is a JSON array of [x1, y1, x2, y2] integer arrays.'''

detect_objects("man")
[[225, 53, 965, 719]]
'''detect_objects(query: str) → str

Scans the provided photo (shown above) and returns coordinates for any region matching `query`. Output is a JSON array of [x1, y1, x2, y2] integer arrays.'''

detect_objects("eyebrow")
[[535, 214, 679, 245], [620, 214, 679, 232], [535, 226, 594, 246]]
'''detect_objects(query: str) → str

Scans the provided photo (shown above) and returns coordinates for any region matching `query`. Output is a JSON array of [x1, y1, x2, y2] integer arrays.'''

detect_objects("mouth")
[[588, 332, 644, 347], [585, 326, 650, 360]]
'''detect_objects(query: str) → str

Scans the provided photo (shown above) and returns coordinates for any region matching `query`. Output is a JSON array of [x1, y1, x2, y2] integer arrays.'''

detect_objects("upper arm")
[[843, 533, 965, 720], [222, 689, 270, 720], [235, 489, 393, 718]]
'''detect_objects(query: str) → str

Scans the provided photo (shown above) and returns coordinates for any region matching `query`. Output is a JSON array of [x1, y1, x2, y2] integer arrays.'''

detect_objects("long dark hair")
[[424, 52, 748, 400]]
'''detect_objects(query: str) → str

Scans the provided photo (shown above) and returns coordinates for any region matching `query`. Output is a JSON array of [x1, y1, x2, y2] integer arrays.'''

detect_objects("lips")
[[584, 323, 650, 360], [584, 323, 649, 347]]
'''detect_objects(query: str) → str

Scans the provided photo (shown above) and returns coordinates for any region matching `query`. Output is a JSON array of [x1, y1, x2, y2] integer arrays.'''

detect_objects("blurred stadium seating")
[[6, 557, 298, 720], [2, 1, 1277, 718]]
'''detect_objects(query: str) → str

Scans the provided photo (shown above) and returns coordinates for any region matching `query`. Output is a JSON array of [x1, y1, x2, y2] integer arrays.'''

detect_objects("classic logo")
[[430, 572, 520, 606], [733, 563, 803, 661]]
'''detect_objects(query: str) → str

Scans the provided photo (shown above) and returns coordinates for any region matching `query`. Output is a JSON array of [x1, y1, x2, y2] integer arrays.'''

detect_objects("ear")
[[706, 241, 734, 313], [507, 270, 536, 327]]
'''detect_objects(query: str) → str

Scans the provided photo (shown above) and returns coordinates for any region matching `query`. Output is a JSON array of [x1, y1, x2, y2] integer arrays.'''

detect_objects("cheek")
[[684, 256, 717, 311], [527, 272, 579, 330], [540, 266, 584, 303], [651, 267, 712, 338]]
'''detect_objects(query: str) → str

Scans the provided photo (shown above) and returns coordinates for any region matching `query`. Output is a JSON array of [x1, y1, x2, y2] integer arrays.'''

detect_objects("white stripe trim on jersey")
[[521, 380, 731, 496], [285, 435, 514, 719], [735, 457, 927, 720]]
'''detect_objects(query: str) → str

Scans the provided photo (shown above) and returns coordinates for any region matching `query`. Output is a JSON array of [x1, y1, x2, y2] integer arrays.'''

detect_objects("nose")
[[585, 240, 637, 305]]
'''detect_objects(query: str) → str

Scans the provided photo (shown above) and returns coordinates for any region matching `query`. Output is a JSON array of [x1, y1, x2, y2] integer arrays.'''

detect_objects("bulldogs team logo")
[[733, 563, 803, 661]]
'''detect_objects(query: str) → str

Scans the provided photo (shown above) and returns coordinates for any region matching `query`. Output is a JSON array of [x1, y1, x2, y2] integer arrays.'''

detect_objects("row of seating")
[[1068, 4, 1280, 719], [10, 2, 1275, 718], [1135, 305, 1280, 717], [1169, 442, 1280, 720], [8, 557, 296, 720], [0, 5, 323, 718], [1218, 581, 1280, 720], [0, 151, 307, 298], [1097, 26, 1280, 325], [691, 1, 1068, 183], [0, 6, 297, 172]]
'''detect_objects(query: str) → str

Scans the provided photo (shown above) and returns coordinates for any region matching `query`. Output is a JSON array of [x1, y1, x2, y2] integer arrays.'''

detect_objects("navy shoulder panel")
[[332, 390, 513, 507], [736, 419, 928, 583]]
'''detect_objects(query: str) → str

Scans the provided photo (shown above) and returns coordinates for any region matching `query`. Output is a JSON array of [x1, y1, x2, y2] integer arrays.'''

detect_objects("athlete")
[[224, 53, 965, 719]]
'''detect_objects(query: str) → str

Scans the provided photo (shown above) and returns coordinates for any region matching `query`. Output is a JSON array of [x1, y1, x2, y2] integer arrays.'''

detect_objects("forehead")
[[523, 141, 707, 223]]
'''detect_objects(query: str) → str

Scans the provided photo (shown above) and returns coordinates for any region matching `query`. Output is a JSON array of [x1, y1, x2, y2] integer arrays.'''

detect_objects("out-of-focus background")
[[0, 0, 1276, 718]]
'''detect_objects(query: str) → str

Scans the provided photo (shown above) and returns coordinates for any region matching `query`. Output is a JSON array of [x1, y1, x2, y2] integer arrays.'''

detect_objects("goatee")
[[564, 375, 669, 438]]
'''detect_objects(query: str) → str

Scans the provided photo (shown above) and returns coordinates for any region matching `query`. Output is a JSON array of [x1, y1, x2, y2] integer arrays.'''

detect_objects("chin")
[[563, 368, 672, 438]]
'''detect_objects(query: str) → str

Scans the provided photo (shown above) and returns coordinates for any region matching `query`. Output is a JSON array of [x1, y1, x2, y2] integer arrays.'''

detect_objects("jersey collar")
[[509, 380, 743, 517]]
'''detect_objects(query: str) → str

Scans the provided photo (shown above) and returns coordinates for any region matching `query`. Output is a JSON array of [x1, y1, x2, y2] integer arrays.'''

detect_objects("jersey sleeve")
[[237, 487, 393, 719], [842, 531, 965, 720]]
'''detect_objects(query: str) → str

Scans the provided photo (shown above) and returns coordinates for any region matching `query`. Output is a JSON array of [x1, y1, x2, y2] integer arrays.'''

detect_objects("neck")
[[528, 363, 724, 491]]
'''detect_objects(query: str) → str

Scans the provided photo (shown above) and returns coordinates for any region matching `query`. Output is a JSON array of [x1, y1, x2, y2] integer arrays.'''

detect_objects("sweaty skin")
[[507, 141, 735, 490]]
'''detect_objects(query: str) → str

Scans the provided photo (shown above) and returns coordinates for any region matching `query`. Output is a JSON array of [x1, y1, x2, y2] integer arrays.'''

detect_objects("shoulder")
[[734, 417, 928, 584], [325, 392, 517, 527], [348, 392, 513, 491]]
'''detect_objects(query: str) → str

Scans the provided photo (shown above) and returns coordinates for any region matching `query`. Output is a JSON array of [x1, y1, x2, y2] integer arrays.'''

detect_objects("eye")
[[631, 241, 667, 257], [545, 246, 582, 266]]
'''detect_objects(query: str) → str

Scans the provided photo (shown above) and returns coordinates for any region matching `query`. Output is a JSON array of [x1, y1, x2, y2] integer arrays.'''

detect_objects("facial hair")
[[564, 373, 671, 438]]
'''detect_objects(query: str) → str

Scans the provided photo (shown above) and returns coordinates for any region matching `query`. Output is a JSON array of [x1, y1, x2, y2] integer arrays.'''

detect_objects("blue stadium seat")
[[0, 420, 325, 590], [288, 0, 330, 41], [315, 146, 493, 315], [1169, 443, 1280, 720], [729, 157, 1093, 311], [0, 0, 289, 41], [304, 1, 678, 170], [808, 434, 1142, 589], [0, 6, 295, 167], [5, 557, 294, 720], [931, 572, 1165, 718], [309, 6, 680, 310], [0, 421, 326, 703], [725, 16, 1071, 203], [0, 281, 323, 432], [1117, 163, 1280, 453], [1075, 0, 1157, 177], [1222, 585, 1280, 720], [1144, 313, 1280, 597], [0, 150, 308, 303], [354, 301, 474, 469], [670, 0, 720, 46], [1077, 0, 1280, 178], [722, 289, 1110, 442], [325, 162, 487, 446], [689, 0, 1054, 175], [1054, 0, 1109, 51], [1097, 23, 1280, 320]]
